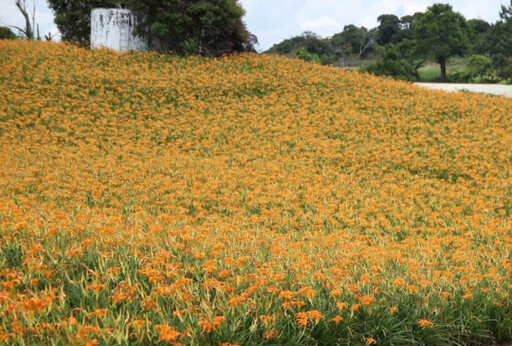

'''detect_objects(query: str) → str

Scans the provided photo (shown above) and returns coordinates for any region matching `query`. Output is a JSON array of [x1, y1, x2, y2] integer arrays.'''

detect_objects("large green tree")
[[414, 3, 469, 81], [127, 0, 254, 56], [47, 0, 127, 46]]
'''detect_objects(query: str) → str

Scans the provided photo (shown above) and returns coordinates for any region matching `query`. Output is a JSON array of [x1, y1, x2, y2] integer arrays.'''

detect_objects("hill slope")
[[1, 40, 512, 345]]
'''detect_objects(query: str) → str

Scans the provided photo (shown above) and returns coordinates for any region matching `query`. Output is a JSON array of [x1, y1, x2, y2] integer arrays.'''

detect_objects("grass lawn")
[[418, 58, 468, 82]]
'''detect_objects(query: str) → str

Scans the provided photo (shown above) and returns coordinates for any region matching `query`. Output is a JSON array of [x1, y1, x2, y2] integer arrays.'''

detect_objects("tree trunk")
[[439, 57, 447, 82], [15, 0, 33, 40]]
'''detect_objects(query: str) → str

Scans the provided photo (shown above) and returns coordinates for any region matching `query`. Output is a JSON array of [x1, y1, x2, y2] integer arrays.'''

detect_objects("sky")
[[0, 0, 508, 51]]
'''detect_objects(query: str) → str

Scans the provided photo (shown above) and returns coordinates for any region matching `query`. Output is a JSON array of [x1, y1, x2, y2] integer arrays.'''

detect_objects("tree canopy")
[[127, 0, 253, 56], [376, 14, 400, 45]]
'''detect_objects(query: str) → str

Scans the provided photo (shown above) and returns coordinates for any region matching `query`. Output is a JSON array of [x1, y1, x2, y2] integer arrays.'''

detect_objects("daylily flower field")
[[1, 40, 512, 345]]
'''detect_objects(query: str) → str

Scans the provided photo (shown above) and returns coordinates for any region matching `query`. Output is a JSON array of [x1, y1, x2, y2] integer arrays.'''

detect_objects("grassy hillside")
[[1, 40, 512, 345]]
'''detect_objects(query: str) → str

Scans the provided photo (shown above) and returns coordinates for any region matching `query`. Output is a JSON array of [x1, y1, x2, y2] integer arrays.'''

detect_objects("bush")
[[296, 46, 321, 63], [0, 27, 17, 40], [360, 45, 418, 81], [492, 54, 512, 81], [467, 55, 492, 76]]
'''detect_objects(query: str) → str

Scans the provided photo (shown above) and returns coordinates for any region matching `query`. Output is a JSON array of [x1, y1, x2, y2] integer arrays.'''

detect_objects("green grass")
[[418, 58, 468, 82]]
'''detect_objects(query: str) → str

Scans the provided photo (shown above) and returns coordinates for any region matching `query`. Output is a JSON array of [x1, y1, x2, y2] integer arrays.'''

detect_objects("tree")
[[266, 32, 330, 61], [414, 4, 469, 81], [467, 19, 491, 54], [490, 2, 512, 80], [13, 0, 35, 40], [300, 31, 331, 57], [331, 25, 376, 65], [48, 0, 127, 47], [0, 27, 17, 40], [127, 0, 253, 56], [487, 1, 512, 57], [376, 14, 400, 45]]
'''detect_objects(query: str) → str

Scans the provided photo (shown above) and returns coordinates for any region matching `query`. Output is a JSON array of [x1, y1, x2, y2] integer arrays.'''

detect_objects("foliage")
[[361, 44, 419, 81], [467, 55, 492, 76], [331, 25, 376, 62], [467, 19, 491, 55], [295, 46, 320, 63], [2, 39, 512, 345], [492, 54, 512, 81], [414, 4, 469, 81], [266, 26, 376, 67], [267, 31, 330, 56], [376, 14, 400, 45], [266, 2, 511, 83], [127, 0, 253, 56], [47, 0, 127, 47], [486, 1, 512, 78], [0, 27, 17, 40]]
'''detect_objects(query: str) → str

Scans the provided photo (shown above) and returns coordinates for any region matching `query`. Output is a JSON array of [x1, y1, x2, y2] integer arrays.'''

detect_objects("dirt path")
[[415, 82, 512, 98]]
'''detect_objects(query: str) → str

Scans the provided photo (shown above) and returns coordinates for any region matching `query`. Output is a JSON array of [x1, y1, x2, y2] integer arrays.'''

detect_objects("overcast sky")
[[0, 0, 508, 51]]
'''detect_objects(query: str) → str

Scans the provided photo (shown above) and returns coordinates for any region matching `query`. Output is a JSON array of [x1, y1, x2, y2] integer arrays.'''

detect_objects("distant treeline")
[[266, 2, 512, 83]]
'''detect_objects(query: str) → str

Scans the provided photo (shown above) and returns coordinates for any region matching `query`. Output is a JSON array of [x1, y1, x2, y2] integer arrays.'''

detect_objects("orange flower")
[[307, 310, 324, 322], [388, 306, 399, 314], [366, 337, 378, 344], [331, 315, 343, 324], [85, 339, 99, 346], [86, 284, 106, 294], [337, 302, 349, 310], [296, 312, 309, 327], [213, 316, 225, 328], [264, 330, 278, 339], [279, 291, 295, 300], [197, 320, 214, 333], [351, 304, 361, 312], [357, 295, 376, 305], [156, 324, 181, 342], [418, 319, 434, 327], [260, 315, 275, 324], [330, 289, 342, 297]]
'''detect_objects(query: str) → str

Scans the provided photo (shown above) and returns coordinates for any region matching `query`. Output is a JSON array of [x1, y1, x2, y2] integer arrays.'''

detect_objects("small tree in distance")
[[0, 27, 17, 39], [414, 3, 469, 81]]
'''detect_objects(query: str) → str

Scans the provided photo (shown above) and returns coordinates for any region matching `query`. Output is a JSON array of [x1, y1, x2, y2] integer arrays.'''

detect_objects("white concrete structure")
[[91, 8, 147, 52]]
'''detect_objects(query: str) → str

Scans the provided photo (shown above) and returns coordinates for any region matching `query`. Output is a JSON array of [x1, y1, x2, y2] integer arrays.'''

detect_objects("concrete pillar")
[[90, 8, 147, 52]]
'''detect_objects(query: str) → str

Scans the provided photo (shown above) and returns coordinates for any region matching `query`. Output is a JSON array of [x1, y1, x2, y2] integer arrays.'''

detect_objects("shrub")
[[296, 46, 321, 63], [0, 27, 17, 40], [360, 45, 418, 81]]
